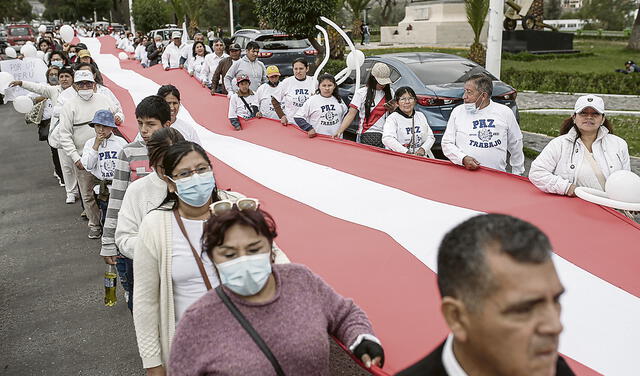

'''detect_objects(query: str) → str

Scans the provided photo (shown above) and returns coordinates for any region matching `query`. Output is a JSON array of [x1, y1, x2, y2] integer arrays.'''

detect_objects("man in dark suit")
[[397, 214, 575, 376]]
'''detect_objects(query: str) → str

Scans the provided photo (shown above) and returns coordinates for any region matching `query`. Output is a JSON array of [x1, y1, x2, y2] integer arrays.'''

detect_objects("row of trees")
[[1, 0, 33, 21]]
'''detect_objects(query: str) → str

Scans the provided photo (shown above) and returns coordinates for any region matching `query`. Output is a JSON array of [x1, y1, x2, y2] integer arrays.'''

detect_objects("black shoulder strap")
[[239, 95, 254, 116], [215, 286, 285, 376]]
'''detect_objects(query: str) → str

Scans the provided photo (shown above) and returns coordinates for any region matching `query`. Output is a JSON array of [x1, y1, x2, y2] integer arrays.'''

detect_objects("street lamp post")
[[229, 0, 234, 36]]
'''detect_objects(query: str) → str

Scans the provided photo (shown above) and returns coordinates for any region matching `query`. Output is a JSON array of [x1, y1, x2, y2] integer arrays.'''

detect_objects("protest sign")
[[0, 57, 48, 102]]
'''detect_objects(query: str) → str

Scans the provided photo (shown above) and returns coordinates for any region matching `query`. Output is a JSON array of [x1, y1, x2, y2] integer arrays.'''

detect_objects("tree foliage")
[[43, 0, 110, 21], [0, 0, 33, 21], [254, 0, 340, 39], [465, 0, 489, 65], [579, 0, 636, 31], [543, 0, 561, 20], [628, 3, 640, 50], [132, 0, 171, 33]]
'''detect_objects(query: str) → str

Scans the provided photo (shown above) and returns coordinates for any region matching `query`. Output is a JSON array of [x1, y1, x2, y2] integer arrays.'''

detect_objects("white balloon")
[[0, 72, 14, 94], [20, 44, 37, 58], [606, 170, 640, 203], [118, 52, 128, 60], [37, 50, 46, 60], [5, 46, 17, 58], [346, 49, 365, 70], [60, 25, 74, 43], [38, 25, 47, 33], [125, 45, 134, 53], [13, 96, 34, 114], [25, 41, 34, 45]]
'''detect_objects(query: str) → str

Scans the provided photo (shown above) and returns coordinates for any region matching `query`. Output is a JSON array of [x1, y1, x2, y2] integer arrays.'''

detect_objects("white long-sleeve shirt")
[[255, 82, 282, 120], [382, 110, 435, 154], [442, 101, 525, 175], [80, 134, 128, 182], [56, 85, 125, 124], [200, 52, 228, 85], [162, 42, 184, 69], [228, 93, 259, 120], [58, 92, 119, 163], [171, 118, 202, 145]]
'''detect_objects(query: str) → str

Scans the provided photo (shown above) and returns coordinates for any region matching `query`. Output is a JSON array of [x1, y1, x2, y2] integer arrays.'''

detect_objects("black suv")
[[231, 29, 317, 77]]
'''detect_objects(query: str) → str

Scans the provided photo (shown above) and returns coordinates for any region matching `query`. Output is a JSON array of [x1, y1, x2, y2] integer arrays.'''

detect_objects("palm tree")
[[465, 0, 489, 65]]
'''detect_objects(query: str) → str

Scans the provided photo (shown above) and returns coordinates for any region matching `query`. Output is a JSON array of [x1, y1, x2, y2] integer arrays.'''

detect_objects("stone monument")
[[380, 0, 487, 47]]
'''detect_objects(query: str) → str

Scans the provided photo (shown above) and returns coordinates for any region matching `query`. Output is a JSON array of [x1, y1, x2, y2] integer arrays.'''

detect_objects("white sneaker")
[[65, 194, 76, 204]]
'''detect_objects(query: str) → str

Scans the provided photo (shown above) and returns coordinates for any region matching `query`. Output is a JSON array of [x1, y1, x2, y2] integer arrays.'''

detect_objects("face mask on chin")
[[156, 42, 162, 48], [77, 89, 94, 100], [464, 94, 484, 115], [216, 253, 272, 296]]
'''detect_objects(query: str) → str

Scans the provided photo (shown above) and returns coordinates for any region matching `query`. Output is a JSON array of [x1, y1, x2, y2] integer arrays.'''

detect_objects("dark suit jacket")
[[396, 340, 576, 376]]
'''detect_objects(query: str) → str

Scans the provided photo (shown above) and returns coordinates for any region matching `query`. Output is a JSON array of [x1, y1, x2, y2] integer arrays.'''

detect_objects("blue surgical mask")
[[216, 253, 272, 296], [68, 52, 76, 59], [464, 95, 484, 114], [172, 171, 215, 207], [50, 60, 63, 68]]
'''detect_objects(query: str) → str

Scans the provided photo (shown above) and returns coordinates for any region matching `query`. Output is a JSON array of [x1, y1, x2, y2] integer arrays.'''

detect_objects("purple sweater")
[[169, 263, 375, 375]]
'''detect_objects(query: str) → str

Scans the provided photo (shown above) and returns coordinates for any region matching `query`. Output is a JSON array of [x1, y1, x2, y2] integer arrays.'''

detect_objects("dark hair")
[[157, 84, 181, 102], [58, 66, 74, 78], [192, 41, 208, 58], [147, 127, 185, 168], [202, 208, 278, 259], [159, 141, 221, 210], [246, 41, 260, 51], [364, 70, 392, 122], [74, 62, 104, 85], [394, 86, 417, 102], [437, 214, 551, 311], [466, 73, 493, 96], [38, 39, 50, 49], [560, 116, 613, 137], [48, 50, 70, 66], [292, 57, 308, 68], [75, 43, 88, 50], [135, 95, 171, 124], [316, 73, 342, 103]]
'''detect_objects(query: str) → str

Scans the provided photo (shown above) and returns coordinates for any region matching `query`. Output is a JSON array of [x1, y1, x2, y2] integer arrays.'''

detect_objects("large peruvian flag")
[[86, 36, 639, 375]]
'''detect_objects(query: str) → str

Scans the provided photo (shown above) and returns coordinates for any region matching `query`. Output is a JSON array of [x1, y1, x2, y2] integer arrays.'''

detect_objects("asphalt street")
[[0, 103, 366, 375]]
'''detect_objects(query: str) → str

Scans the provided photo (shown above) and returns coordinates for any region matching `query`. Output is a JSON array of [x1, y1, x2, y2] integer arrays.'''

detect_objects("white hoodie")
[[529, 126, 630, 195]]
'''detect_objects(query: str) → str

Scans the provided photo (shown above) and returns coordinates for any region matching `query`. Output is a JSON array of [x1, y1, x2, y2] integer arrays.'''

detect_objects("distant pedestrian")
[[162, 32, 183, 70], [207, 27, 215, 49], [615, 60, 640, 74], [363, 23, 370, 45], [441, 73, 525, 175]]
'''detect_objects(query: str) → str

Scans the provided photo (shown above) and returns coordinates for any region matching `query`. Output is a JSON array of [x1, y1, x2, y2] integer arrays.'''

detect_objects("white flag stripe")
[[85, 37, 640, 375]]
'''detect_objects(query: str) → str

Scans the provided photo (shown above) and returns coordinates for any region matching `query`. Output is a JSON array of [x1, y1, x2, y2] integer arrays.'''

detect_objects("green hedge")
[[501, 69, 640, 95], [502, 52, 595, 61], [321, 59, 348, 76]]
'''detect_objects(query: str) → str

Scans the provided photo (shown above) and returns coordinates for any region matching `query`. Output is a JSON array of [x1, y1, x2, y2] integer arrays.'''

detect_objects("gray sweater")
[[224, 55, 267, 93]]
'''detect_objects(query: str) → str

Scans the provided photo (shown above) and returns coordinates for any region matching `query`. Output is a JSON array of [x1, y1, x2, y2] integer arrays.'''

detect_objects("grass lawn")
[[502, 39, 634, 74], [520, 113, 640, 157]]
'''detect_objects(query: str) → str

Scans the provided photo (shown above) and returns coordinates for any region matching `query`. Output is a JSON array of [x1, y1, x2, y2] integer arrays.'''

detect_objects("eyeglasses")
[[210, 198, 260, 216], [398, 96, 415, 103], [577, 111, 602, 118], [170, 165, 211, 180], [75, 81, 94, 88]]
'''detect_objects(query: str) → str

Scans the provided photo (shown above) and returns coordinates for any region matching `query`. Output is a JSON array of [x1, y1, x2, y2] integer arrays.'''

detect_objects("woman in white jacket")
[[382, 86, 435, 157], [529, 95, 630, 196]]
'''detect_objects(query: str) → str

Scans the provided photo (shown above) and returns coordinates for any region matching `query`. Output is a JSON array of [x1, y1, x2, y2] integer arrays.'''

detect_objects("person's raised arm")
[[334, 107, 358, 138]]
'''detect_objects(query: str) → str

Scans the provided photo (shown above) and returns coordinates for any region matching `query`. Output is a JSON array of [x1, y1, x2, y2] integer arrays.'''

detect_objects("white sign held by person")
[[0, 57, 48, 102]]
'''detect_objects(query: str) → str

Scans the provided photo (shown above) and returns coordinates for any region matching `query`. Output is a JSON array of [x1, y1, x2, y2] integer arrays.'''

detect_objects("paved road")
[[0, 103, 367, 376]]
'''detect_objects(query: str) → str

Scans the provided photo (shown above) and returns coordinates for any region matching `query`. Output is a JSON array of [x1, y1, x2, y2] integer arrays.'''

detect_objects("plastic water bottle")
[[104, 264, 117, 306]]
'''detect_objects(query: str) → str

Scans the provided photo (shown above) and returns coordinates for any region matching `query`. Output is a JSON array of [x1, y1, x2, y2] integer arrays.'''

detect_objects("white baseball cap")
[[171, 31, 182, 39], [371, 62, 392, 85], [74, 70, 95, 83], [574, 94, 604, 114]]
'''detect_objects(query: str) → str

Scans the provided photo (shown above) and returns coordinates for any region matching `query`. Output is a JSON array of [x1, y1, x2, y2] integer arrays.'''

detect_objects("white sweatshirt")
[[383, 110, 435, 154], [200, 52, 228, 85], [529, 127, 630, 195], [58, 92, 120, 163], [56, 85, 125, 124], [187, 55, 206, 81], [80, 134, 128, 182], [442, 101, 525, 175], [275, 75, 316, 123], [295, 94, 347, 136], [255, 82, 282, 120], [228, 93, 259, 119], [162, 42, 184, 69]]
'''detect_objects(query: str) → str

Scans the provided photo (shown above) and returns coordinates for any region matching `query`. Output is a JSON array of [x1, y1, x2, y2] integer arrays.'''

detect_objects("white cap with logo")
[[574, 94, 604, 114], [171, 31, 182, 39], [74, 70, 95, 83]]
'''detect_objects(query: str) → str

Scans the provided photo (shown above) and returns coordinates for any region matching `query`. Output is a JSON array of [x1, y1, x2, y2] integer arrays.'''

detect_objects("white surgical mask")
[[78, 89, 94, 100], [156, 42, 162, 48], [464, 95, 484, 114], [216, 253, 272, 296]]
